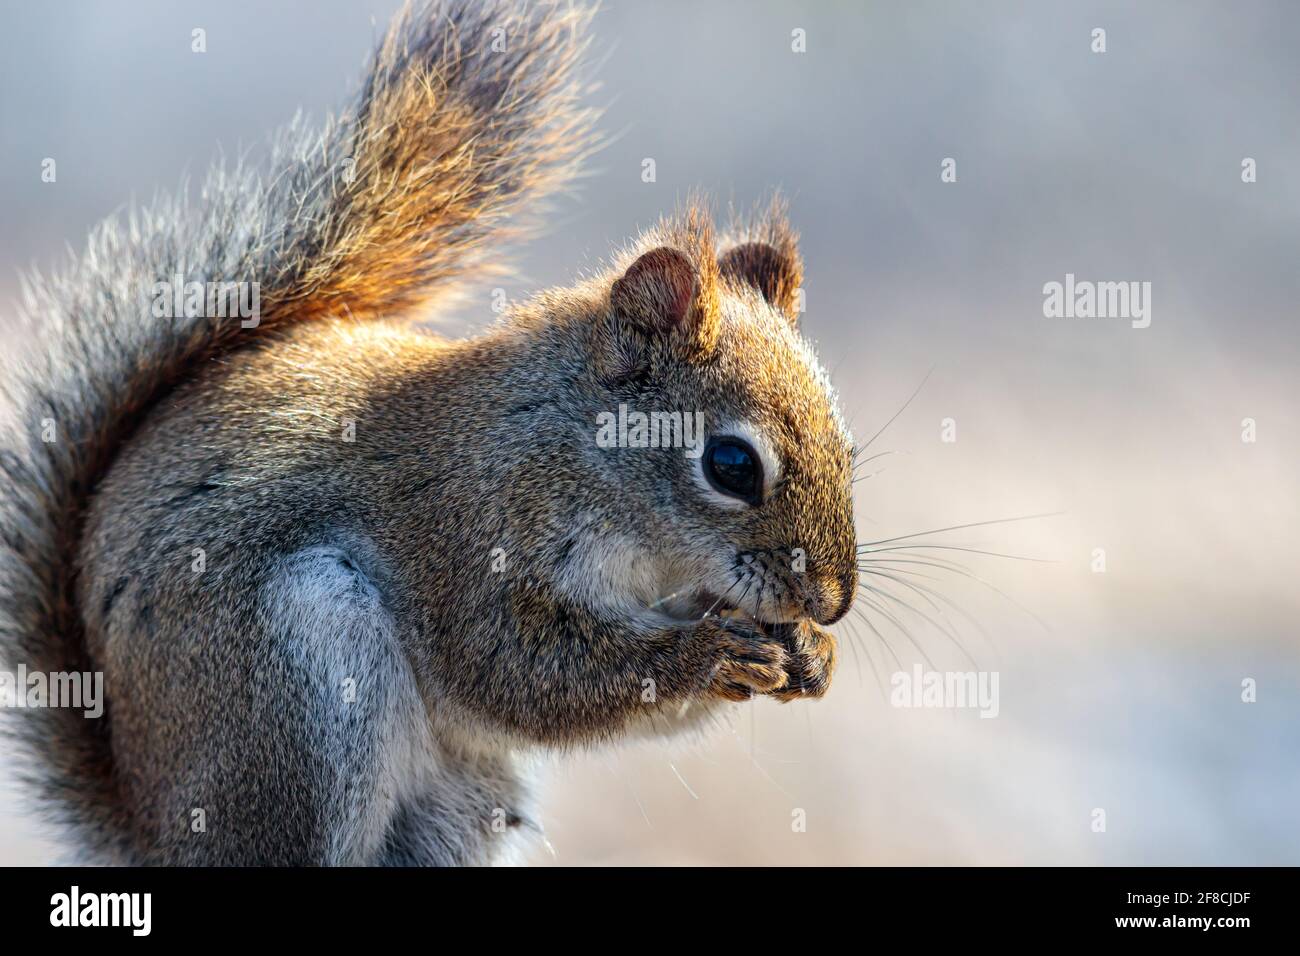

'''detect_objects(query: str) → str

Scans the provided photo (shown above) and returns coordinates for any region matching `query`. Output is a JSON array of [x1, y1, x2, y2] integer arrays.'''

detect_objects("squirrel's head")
[[552, 202, 856, 629]]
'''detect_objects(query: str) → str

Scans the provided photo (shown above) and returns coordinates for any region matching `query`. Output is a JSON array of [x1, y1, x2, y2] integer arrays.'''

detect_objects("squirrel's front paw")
[[702, 617, 790, 702], [769, 620, 836, 702]]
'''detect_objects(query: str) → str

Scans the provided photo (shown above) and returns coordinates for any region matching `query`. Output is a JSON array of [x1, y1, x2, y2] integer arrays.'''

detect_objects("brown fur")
[[0, 1, 854, 865], [720, 198, 805, 323]]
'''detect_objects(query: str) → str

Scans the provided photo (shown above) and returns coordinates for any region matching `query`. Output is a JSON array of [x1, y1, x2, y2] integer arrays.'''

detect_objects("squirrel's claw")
[[769, 620, 836, 702], [704, 618, 790, 701], [700, 617, 835, 703]]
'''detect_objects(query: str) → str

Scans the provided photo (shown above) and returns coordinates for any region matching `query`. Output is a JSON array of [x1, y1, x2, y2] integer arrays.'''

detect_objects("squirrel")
[[0, 0, 857, 865]]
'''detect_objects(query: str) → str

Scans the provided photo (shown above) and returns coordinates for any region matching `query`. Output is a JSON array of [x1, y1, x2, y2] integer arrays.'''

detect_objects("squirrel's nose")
[[807, 572, 855, 625]]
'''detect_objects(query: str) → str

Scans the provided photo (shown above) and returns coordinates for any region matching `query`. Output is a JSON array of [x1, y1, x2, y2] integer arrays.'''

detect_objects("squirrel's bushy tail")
[[0, 0, 595, 860]]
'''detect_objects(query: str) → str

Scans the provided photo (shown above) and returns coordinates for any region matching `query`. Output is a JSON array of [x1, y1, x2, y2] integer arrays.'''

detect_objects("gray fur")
[[0, 0, 596, 865], [0, 1, 856, 866]]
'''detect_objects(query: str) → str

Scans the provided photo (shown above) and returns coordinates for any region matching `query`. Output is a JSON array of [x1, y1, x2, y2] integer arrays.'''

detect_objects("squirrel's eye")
[[704, 436, 762, 504]]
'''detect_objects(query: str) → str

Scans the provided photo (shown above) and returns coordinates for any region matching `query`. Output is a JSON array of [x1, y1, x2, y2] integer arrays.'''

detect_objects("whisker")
[[859, 570, 980, 668], [857, 580, 966, 669], [839, 614, 887, 702], [852, 450, 901, 483], [648, 590, 686, 611], [700, 573, 746, 619], [856, 561, 993, 641], [854, 587, 937, 671], [861, 543, 1054, 563], [855, 366, 935, 456], [856, 561, 943, 581], [852, 466, 889, 484], [852, 449, 898, 470], [862, 552, 1052, 633], [839, 614, 866, 687], [862, 566, 949, 620], [856, 511, 1063, 549], [848, 604, 903, 671], [728, 730, 799, 802], [667, 761, 699, 800], [734, 576, 756, 625]]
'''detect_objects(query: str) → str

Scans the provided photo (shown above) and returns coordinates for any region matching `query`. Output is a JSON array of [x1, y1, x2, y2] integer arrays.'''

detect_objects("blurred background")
[[1, 0, 1297, 864]]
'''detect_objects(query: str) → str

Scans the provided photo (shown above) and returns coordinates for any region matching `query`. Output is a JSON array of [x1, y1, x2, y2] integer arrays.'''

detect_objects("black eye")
[[703, 436, 763, 504]]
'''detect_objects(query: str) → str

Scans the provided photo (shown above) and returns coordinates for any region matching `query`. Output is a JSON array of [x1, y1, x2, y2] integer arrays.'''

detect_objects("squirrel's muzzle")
[[805, 570, 855, 626]]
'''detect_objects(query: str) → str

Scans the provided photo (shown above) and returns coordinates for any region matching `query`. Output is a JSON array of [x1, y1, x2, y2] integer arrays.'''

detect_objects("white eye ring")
[[702, 435, 763, 504], [692, 419, 781, 509]]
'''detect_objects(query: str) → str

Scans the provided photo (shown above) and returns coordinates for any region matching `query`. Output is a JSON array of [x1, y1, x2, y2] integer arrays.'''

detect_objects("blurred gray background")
[[1, 0, 1297, 864]]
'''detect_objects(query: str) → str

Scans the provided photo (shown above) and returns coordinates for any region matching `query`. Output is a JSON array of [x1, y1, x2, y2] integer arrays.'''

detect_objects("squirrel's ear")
[[719, 241, 803, 326], [607, 247, 721, 360]]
